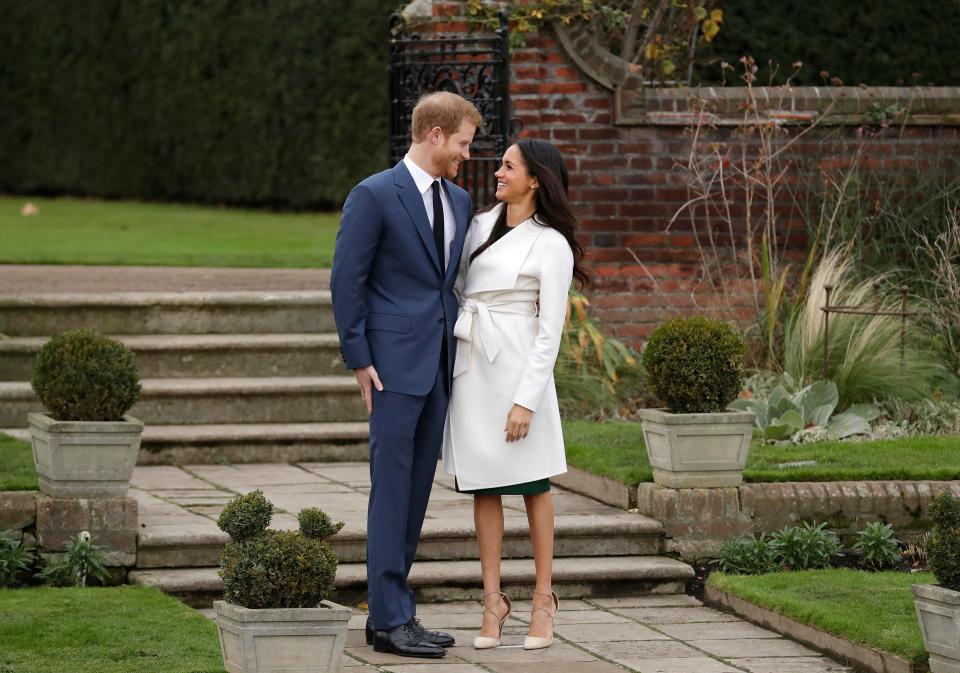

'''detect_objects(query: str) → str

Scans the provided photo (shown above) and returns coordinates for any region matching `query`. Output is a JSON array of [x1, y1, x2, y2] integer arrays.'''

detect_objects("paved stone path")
[[138, 463, 854, 673]]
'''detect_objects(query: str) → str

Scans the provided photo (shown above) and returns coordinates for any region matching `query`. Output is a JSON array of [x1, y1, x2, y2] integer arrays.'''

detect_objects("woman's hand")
[[504, 404, 533, 442]]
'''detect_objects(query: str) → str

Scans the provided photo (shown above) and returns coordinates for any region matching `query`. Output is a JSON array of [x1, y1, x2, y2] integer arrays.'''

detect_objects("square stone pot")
[[28, 412, 143, 498], [639, 408, 755, 488], [914, 583, 960, 673], [214, 599, 352, 673]]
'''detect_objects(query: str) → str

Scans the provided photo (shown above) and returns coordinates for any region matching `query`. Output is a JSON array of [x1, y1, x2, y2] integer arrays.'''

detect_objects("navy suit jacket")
[[331, 160, 472, 396]]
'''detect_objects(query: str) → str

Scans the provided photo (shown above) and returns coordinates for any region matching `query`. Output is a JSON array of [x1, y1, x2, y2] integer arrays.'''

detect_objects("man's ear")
[[430, 126, 444, 145]]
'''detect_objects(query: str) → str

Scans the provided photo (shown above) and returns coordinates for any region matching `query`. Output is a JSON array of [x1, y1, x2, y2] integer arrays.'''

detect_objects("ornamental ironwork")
[[388, 11, 516, 207]]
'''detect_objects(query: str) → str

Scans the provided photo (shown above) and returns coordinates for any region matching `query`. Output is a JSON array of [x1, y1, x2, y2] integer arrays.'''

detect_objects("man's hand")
[[504, 404, 533, 442], [353, 365, 384, 415]]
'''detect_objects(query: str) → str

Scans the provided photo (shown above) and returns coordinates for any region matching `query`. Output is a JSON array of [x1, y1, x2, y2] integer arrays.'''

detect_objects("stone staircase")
[[0, 291, 370, 464], [0, 281, 694, 604]]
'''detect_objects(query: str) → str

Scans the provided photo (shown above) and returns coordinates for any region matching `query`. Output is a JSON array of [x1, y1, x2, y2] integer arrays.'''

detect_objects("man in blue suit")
[[331, 92, 480, 659]]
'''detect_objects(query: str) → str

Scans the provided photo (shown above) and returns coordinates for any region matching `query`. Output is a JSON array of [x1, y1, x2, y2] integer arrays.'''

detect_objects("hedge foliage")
[[0, 0, 396, 209], [31, 329, 141, 422], [927, 493, 960, 591], [642, 316, 744, 414], [695, 0, 960, 86]]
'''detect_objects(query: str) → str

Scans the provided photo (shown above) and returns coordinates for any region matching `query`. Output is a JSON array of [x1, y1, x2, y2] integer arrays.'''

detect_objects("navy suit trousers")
[[366, 353, 448, 630]]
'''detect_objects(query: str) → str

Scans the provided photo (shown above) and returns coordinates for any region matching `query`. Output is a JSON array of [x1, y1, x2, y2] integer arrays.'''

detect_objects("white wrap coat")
[[442, 204, 574, 491]]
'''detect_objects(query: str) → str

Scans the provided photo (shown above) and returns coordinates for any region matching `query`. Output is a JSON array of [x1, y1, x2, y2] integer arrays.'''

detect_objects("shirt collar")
[[403, 154, 441, 196]]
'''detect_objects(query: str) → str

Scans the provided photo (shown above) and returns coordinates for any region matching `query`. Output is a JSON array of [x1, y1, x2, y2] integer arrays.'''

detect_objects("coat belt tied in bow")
[[452, 298, 537, 378]]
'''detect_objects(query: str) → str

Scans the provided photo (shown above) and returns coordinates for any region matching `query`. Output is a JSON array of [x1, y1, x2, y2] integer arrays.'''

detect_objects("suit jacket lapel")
[[394, 162, 442, 274], [443, 179, 469, 284]]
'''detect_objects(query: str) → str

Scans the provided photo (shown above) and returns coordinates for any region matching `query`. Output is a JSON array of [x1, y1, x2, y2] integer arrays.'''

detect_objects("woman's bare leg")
[[524, 491, 556, 638], [474, 494, 509, 637]]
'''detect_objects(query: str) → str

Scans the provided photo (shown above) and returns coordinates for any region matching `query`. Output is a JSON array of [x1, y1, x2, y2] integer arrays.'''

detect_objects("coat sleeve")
[[454, 215, 479, 304], [330, 183, 382, 370], [511, 233, 574, 412]]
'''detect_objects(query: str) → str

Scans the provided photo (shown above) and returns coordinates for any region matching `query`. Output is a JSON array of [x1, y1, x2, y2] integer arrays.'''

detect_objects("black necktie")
[[431, 180, 445, 269]]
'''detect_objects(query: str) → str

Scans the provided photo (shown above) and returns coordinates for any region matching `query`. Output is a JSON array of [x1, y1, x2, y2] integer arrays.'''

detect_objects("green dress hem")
[[454, 478, 551, 496]]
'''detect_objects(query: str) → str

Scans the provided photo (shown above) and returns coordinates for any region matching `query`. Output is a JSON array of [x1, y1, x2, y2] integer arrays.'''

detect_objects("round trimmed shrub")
[[217, 490, 273, 543], [927, 492, 960, 591], [31, 329, 141, 422], [218, 492, 340, 609], [299, 508, 344, 541], [642, 316, 745, 414]]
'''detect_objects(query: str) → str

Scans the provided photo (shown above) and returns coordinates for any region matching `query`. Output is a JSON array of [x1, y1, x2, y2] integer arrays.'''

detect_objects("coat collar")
[[463, 204, 546, 294]]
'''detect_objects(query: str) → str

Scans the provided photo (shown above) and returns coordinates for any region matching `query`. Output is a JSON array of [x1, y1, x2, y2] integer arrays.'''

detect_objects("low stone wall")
[[0, 491, 138, 572], [637, 480, 960, 558]]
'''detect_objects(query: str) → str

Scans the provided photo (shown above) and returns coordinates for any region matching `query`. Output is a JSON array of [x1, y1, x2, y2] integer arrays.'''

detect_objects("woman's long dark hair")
[[470, 138, 589, 289]]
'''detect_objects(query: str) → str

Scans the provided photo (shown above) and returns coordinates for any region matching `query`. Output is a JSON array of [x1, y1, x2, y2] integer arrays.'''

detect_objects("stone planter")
[[639, 408, 754, 488], [28, 412, 144, 498], [913, 583, 960, 673], [214, 600, 352, 673]]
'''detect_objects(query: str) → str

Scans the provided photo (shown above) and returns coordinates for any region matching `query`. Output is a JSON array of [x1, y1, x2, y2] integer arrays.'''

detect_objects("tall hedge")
[[695, 0, 960, 86], [0, 0, 396, 209]]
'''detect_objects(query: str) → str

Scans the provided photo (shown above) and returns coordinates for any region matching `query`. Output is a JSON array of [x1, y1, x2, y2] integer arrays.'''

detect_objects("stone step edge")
[[2, 422, 370, 445], [136, 515, 664, 549], [128, 556, 695, 593], [0, 376, 358, 399], [0, 291, 332, 307], [0, 333, 341, 352]]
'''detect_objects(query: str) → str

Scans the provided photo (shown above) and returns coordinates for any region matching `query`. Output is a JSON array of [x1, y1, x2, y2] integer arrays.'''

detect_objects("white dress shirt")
[[403, 154, 455, 270]]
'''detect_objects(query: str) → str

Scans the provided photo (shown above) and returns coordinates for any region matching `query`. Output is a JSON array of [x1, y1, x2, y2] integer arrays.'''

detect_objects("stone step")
[[135, 513, 664, 569], [0, 291, 334, 336], [0, 376, 366, 427], [0, 333, 345, 381], [128, 555, 695, 607], [2, 421, 371, 465]]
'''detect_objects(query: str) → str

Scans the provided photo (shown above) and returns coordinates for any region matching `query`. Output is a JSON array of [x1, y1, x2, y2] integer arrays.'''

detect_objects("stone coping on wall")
[[552, 20, 960, 127]]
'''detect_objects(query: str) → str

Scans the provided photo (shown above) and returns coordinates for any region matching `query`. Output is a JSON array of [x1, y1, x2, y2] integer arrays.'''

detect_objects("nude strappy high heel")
[[474, 591, 512, 649], [524, 590, 559, 650]]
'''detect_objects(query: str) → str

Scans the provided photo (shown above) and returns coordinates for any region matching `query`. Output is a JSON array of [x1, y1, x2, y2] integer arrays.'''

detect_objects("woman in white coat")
[[442, 138, 588, 651]]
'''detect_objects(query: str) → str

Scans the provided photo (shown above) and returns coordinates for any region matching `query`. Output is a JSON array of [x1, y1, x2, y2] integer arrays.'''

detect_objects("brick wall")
[[412, 1, 960, 344]]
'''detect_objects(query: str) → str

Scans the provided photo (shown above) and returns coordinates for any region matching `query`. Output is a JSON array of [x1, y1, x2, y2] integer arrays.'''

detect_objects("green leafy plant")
[[730, 379, 879, 444], [926, 493, 960, 591], [557, 290, 646, 418], [782, 250, 945, 408], [39, 531, 110, 587], [0, 532, 32, 587], [642, 316, 745, 413], [771, 521, 842, 571], [218, 490, 343, 609], [31, 329, 141, 422], [852, 522, 902, 571], [713, 534, 781, 575]]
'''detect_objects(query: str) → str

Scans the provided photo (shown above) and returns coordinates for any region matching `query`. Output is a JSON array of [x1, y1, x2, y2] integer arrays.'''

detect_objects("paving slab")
[[612, 607, 742, 624], [554, 622, 670, 642], [658, 622, 782, 641], [591, 595, 702, 608], [616, 656, 742, 672], [728, 657, 855, 673], [484, 663, 627, 673], [580, 639, 704, 662], [690, 639, 822, 658]]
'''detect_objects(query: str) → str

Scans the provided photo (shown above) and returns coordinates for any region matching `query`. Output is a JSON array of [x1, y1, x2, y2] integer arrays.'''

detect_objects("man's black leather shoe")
[[366, 617, 455, 648], [372, 621, 445, 658]]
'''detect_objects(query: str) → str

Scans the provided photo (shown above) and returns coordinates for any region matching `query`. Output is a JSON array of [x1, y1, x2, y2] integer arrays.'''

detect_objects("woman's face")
[[494, 144, 538, 205]]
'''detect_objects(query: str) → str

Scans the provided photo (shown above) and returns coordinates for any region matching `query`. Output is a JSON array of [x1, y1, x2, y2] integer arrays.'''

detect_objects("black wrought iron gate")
[[388, 11, 513, 207]]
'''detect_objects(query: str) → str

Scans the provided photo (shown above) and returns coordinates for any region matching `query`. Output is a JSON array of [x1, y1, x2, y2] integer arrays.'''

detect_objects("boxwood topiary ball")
[[642, 316, 745, 414], [217, 490, 273, 542], [298, 507, 344, 541], [927, 492, 960, 591], [31, 328, 141, 422]]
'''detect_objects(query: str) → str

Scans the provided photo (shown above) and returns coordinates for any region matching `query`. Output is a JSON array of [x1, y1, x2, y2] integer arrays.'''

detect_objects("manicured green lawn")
[[708, 569, 933, 664], [0, 196, 338, 267], [0, 433, 37, 491], [0, 585, 225, 673], [561, 420, 960, 485]]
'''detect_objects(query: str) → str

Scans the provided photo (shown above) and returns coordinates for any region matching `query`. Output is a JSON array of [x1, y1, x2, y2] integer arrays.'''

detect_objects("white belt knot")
[[452, 298, 536, 378]]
